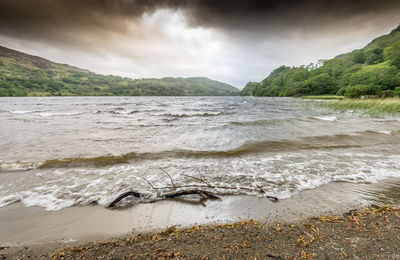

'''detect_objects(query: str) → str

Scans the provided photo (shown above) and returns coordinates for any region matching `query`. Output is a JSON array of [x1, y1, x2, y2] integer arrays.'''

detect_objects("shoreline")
[[2, 205, 400, 259], [1, 178, 400, 247]]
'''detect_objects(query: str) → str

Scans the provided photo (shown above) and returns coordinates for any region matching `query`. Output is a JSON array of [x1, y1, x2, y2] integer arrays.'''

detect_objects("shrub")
[[336, 87, 347, 96], [377, 89, 394, 98], [344, 85, 381, 98], [394, 87, 400, 97]]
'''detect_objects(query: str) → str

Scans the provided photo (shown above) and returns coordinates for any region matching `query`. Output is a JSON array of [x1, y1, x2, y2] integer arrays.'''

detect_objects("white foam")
[[0, 194, 20, 208], [1, 152, 400, 211], [0, 162, 41, 171], [9, 110, 32, 114], [314, 116, 337, 121], [38, 112, 83, 117]]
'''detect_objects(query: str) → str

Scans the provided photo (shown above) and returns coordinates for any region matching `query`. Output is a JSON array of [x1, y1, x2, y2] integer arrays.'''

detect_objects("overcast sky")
[[1, 0, 400, 88]]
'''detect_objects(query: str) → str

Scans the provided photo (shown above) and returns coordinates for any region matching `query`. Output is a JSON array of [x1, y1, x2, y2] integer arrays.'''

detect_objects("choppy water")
[[1, 96, 400, 210]]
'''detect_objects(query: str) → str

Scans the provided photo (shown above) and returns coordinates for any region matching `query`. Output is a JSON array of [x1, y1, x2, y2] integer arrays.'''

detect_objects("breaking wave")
[[2, 130, 398, 171]]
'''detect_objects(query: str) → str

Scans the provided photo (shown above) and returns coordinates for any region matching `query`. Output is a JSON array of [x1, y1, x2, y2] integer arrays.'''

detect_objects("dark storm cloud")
[[1, 0, 400, 87], [184, 0, 400, 29], [1, 0, 400, 41]]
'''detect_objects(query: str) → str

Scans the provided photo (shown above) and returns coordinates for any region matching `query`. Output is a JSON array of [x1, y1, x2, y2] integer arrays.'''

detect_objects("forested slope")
[[241, 25, 400, 98], [0, 46, 238, 96]]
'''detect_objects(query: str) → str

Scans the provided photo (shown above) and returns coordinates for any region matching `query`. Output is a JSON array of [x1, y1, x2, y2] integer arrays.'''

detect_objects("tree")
[[352, 49, 365, 64], [385, 41, 400, 69], [305, 73, 338, 95], [240, 82, 259, 96], [365, 47, 384, 65], [344, 85, 381, 98]]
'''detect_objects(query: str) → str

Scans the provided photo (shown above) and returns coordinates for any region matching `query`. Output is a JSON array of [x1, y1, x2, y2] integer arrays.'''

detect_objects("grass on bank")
[[318, 98, 400, 115], [299, 95, 344, 100]]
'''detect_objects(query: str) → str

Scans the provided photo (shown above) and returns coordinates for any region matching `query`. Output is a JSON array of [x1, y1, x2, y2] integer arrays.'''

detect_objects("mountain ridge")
[[0, 46, 238, 96]]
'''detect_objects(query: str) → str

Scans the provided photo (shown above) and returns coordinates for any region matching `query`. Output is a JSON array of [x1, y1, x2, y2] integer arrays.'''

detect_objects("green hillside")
[[0, 46, 238, 96], [241, 25, 400, 98]]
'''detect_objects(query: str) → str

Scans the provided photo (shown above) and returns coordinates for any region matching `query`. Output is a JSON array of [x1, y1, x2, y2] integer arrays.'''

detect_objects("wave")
[[9, 110, 33, 114], [38, 112, 84, 117], [108, 110, 138, 115], [2, 130, 397, 171], [229, 118, 303, 126], [312, 116, 337, 121], [0, 162, 41, 171], [92, 109, 162, 115], [230, 116, 334, 127], [1, 153, 400, 211], [162, 111, 230, 118]]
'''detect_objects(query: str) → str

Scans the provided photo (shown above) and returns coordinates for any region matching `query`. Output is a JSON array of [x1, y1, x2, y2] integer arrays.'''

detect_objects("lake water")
[[1, 96, 400, 210]]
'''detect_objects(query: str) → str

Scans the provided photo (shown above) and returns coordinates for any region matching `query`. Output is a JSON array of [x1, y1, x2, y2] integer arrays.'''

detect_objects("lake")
[[1, 96, 400, 211]]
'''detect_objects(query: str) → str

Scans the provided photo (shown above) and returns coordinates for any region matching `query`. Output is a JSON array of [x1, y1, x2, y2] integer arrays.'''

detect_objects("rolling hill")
[[0, 46, 238, 96], [241, 25, 400, 98]]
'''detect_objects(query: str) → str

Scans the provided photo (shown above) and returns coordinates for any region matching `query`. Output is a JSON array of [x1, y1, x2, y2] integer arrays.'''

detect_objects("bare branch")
[[137, 176, 156, 190], [256, 185, 265, 194], [108, 172, 279, 208], [163, 189, 219, 200], [265, 195, 279, 202], [195, 166, 206, 182], [108, 189, 220, 208], [160, 168, 176, 189], [107, 190, 141, 208], [181, 173, 212, 187]]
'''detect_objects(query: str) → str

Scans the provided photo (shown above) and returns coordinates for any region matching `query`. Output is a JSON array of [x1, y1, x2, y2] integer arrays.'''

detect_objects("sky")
[[1, 0, 400, 88]]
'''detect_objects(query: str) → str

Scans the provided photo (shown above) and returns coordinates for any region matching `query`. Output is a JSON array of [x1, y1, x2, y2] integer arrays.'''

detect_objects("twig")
[[266, 254, 285, 260], [137, 176, 156, 190], [160, 168, 176, 189], [256, 185, 265, 194], [265, 195, 279, 202], [181, 173, 212, 187], [195, 166, 206, 182]]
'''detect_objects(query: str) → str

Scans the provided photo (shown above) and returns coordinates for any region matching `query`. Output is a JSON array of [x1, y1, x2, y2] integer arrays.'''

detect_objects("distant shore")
[[1, 178, 400, 258]]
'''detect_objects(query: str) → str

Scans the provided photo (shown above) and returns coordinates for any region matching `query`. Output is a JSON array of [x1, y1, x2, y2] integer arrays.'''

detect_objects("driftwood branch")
[[163, 189, 220, 200], [108, 170, 279, 208], [107, 189, 219, 208], [107, 191, 141, 208]]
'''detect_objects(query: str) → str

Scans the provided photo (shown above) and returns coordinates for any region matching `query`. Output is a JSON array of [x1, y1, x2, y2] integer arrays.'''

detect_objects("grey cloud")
[[1, 0, 400, 87], [1, 0, 400, 40]]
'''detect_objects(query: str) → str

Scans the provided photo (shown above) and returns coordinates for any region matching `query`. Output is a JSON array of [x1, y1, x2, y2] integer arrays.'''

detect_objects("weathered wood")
[[107, 169, 279, 208], [107, 190, 141, 208], [163, 189, 220, 200], [107, 189, 221, 208], [265, 195, 279, 202]]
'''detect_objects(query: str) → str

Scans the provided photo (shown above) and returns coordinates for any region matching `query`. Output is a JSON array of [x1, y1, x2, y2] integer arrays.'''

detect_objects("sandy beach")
[[1, 178, 400, 258]]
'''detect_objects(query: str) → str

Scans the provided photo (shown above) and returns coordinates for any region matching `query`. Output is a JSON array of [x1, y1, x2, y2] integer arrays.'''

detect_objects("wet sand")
[[1, 178, 400, 248], [49, 205, 400, 259]]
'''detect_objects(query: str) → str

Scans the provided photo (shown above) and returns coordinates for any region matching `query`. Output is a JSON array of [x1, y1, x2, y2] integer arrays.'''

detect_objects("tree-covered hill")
[[241, 25, 400, 98], [0, 46, 238, 96]]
